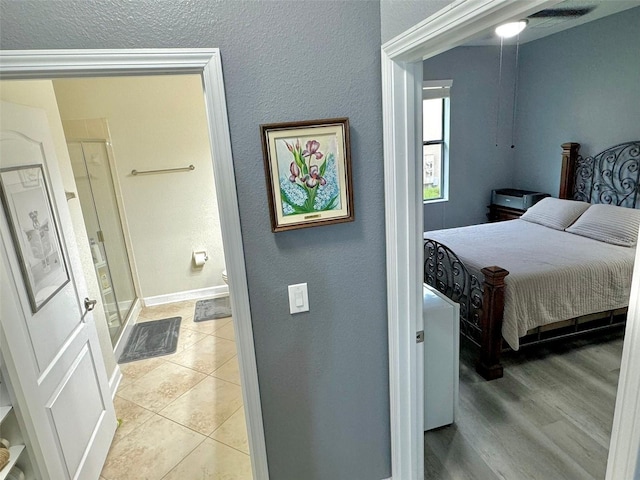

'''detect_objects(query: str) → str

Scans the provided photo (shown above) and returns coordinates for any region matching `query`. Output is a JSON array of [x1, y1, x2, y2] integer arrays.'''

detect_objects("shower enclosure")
[[68, 140, 137, 344]]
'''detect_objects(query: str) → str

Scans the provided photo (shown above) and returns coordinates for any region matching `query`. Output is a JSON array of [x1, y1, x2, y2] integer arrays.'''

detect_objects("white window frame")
[[422, 80, 451, 204]]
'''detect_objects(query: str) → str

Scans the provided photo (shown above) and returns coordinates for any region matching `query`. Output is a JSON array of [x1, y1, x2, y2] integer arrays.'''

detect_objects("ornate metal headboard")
[[424, 239, 483, 345], [572, 141, 640, 208]]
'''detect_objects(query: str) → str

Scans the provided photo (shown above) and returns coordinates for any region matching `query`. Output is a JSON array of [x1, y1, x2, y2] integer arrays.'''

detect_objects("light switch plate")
[[288, 283, 309, 314]]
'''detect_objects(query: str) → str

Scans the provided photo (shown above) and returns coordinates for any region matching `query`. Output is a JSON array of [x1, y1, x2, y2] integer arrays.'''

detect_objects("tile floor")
[[100, 299, 253, 480]]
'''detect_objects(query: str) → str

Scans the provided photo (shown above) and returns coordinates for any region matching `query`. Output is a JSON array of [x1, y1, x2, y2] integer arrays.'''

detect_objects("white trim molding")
[[606, 238, 640, 479], [382, 52, 425, 480], [200, 51, 270, 480], [383, 0, 557, 62], [0, 49, 215, 78], [108, 365, 123, 400], [0, 49, 269, 480], [143, 285, 229, 307]]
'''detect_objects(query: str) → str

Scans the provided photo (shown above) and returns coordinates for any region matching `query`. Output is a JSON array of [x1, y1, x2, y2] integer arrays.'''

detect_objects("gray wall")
[[423, 7, 640, 231], [0, 1, 390, 479], [423, 46, 517, 231], [381, 0, 455, 43], [513, 6, 640, 196]]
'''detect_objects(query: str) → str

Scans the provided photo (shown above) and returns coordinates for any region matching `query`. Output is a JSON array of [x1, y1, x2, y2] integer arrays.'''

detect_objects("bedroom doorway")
[[0, 50, 268, 479], [381, 1, 640, 479]]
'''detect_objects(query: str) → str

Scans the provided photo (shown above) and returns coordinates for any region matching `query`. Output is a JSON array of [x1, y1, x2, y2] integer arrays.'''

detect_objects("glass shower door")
[[68, 141, 136, 343]]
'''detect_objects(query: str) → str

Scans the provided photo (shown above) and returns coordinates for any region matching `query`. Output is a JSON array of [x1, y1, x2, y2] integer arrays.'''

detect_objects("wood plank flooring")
[[425, 330, 624, 480]]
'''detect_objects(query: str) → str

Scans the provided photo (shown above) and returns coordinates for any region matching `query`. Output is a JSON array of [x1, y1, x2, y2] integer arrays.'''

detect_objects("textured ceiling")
[[466, 0, 640, 46]]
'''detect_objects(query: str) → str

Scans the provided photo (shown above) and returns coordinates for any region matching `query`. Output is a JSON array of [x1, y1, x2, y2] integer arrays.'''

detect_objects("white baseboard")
[[109, 365, 122, 399], [143, 285, 229, 307]]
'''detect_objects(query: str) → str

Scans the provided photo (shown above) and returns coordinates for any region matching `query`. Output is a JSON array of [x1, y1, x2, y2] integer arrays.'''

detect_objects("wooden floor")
[[425, 330, 624, 480]]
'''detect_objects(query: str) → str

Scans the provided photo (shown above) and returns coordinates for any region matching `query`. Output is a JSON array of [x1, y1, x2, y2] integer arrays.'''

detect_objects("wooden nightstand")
[[487, 204, 526, 222]]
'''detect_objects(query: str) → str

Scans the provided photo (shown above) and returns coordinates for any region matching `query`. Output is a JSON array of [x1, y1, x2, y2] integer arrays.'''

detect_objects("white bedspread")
[[424, 220, 635, 350]]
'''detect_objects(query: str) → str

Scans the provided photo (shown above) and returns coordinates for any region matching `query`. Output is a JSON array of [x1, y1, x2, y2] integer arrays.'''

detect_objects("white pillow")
[[520, 197, 591, 231], [565, 204, 640, 247]]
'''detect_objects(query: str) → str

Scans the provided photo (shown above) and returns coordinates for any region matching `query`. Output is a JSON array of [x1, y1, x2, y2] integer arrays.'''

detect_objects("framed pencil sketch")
[[0, 164, 69, 312], [260, 117, 354, 232]]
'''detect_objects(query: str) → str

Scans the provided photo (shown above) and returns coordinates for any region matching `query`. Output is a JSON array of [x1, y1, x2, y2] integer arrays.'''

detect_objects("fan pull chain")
[[510, 35, 521, 149], [495, 37, 504, 147]]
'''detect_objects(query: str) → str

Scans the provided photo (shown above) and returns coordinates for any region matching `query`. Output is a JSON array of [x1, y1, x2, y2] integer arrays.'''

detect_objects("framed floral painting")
[[260, 118, 354, 232]]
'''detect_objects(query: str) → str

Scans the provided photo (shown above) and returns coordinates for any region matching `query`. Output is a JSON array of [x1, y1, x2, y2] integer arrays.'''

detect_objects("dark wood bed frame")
[[424, 141, 640, 380]]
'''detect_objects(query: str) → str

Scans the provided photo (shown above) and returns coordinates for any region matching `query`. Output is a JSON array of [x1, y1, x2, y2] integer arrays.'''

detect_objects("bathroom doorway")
[[0, 49, 268, 479], [49, 74, 253, 476], [67, 137, 137, 344]]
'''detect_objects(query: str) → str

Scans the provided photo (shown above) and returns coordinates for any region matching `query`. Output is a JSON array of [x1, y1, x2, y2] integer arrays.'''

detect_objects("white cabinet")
[[423, 284, 460, 431], [0, 366, 37, 480]]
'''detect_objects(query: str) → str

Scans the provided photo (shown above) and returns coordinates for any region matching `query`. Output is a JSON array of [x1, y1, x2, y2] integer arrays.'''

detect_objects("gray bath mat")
[[118, 317, 181, 363], [194, 297, 232, 322]]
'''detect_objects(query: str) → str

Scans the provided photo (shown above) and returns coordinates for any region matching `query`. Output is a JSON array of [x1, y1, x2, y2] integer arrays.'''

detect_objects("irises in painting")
[[280, 139, 340, 215], [261, 118, 352, 232]]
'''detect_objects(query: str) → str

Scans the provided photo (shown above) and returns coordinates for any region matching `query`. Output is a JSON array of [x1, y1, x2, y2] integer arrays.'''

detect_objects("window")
[[422, 80, 451, 202]]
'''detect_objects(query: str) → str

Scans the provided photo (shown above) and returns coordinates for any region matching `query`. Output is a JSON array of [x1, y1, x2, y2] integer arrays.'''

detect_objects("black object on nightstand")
[[487, 188, 550, 222]]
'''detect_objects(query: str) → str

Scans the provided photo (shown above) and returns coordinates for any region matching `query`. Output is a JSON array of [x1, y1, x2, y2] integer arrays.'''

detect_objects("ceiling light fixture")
[[494, 20, 527, 149], [495, 20, 528, 38]]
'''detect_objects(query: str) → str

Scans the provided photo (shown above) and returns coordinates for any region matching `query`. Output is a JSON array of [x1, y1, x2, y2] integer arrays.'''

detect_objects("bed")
[[424, 141, 640, 380]]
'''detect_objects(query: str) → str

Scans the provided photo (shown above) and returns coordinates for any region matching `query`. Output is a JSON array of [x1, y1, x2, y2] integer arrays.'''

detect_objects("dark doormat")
[[118, 317, 181, 364], [194, 297, 232, 322]]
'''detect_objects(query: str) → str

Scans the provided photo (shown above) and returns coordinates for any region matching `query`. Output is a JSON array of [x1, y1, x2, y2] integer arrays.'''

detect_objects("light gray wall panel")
[[513, 7, 640, 196], [381, 0, 455, 43], [0, 1, 390, 479], [423, 46, 517, 231]]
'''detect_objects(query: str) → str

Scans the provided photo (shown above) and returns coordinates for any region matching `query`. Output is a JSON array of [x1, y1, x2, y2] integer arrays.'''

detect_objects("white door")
[[0, 101, 116, 479]]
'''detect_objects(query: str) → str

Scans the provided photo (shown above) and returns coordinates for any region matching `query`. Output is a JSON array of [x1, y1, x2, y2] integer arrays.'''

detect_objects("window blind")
[[422, 80, 452, 100]]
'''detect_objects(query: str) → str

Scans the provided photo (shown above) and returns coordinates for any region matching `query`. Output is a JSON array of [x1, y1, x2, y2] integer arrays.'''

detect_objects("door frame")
[[0, 49, 269, 479], [381, 1, 640, 478]]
